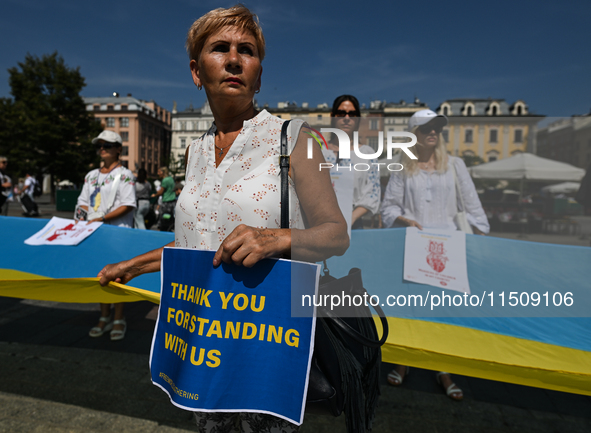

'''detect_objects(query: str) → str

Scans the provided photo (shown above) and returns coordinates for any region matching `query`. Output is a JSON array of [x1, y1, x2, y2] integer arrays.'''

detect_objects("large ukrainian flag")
[[1, 216, 590, 396]]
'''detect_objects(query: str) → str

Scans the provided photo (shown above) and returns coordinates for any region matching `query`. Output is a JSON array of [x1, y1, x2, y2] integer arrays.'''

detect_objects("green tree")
[[0, 52, 101, 201], [461, 154, 485, 167]]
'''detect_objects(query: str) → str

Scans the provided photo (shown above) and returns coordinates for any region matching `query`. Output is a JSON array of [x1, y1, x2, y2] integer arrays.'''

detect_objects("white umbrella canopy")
[[541, 182, 581, 194], [468, 153, 585, 182]]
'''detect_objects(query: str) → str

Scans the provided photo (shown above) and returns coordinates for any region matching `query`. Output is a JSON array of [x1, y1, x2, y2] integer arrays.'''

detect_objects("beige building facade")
[[170, 101, 214, 174], [165, 98, 542, 166], [84, 95, 171, 177], [435, 99, 542, 162]]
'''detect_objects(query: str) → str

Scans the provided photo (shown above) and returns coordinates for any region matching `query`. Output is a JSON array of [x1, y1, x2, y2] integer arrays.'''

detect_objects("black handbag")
[[279, 120, 389, 433]]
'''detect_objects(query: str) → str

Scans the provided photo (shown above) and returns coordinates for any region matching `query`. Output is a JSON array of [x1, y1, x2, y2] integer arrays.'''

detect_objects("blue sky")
[[1, 0, 589, 117]]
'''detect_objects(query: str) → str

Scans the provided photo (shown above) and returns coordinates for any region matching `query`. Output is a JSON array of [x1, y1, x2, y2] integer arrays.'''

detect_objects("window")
[[442, 106, 449, 116], [442, 130, 449, 143], [121, 105, 128, 111], [317, 114, 322, 121], [491, 106, 498, 115], [120, 117, 129, 127], [106, 117, 115, 127], [93, 105, 100, 111], [370, 119, 379, 130], [180, 121, 186, 131], [489, 129, 498, 143], [368, 137, 379, 149], [121, 160, 128, 168], [465, 129, 473, 143], [180, 138, 186, 149], [121, 146, 129, 156], [514, 129, 523, 143], [120, 131, 129, 142], [488, 155, 497, 162], [186, 121, 192, 130]]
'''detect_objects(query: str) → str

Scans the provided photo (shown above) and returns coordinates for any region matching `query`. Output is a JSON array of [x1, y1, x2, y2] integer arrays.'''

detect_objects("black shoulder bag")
[[279, 120, 389, 433]]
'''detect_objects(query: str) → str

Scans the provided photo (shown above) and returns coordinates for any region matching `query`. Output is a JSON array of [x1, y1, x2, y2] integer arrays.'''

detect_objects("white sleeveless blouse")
[[175, 110, 305, 250]]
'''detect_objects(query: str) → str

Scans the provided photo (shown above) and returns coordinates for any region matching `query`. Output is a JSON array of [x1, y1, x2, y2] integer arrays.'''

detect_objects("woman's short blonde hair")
[[401, 126, 449, 176], [186, 4, 265, 62], [158, 167, 169, 177]]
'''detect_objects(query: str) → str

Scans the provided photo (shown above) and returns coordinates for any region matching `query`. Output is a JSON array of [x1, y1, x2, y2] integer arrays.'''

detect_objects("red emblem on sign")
[[426, 240, 448, 273], [47, 224, 76, 241]]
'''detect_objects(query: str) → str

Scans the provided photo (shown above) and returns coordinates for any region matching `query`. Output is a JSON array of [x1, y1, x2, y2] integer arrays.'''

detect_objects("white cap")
[[408, 109, 448, 130], [92, 130, 122, 145]]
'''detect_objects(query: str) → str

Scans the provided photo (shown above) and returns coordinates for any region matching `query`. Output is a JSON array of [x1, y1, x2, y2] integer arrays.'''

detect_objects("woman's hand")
[[97, 260, 141, 286], [396, 216, 423, 230], [97, 241, 173, 286], [213, 225, 290, 268]]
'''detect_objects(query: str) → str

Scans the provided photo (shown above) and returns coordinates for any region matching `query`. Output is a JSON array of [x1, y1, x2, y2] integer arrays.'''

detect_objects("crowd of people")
[[0, 5, 497, 432]]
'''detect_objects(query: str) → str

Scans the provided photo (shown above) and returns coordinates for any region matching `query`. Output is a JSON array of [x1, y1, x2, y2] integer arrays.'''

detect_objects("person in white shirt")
[[381, 109, 490, 401], [322, 95, 381, 230], [77, 130, 136, 341], [19, 173, 39, 217]]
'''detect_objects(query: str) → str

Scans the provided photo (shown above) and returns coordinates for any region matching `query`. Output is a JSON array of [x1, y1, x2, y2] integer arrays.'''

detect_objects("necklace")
[[214, 143, 233, 157], [96, 162, 121, 189]]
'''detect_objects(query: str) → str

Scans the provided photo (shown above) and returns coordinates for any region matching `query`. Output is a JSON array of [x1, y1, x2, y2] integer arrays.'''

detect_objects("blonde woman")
[[380, 109, 489, 400]]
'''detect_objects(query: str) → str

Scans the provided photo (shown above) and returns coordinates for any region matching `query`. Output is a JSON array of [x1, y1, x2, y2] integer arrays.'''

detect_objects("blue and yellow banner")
[[150, 248, 319, 425], [1, 215, 591, 396]]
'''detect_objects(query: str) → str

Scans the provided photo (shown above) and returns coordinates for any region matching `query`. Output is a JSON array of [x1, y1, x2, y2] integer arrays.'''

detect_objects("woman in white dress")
[[76, 130, 136, 341], [322, 95, 380, 230], [381, 109, 489, 401], [96, 5, 348, 432]]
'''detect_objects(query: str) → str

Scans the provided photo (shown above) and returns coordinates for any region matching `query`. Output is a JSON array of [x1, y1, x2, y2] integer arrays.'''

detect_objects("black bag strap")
[[280, 120, 291, 229], [279, 121, 389, 350]]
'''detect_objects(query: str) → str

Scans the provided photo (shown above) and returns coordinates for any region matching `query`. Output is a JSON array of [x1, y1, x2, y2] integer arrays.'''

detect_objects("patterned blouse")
[[175, 110, 305, 250], [77, 166, 136, 228]]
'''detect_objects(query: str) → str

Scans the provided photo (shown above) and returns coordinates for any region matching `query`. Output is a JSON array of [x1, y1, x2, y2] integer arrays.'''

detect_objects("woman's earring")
[[255, 89, 260, 94], [197, 84, 202, 91]]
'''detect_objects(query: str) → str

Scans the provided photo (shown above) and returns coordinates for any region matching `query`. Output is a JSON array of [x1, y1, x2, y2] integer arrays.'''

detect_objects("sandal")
[[89, 316, 113, 338], [436, 372, 463, 401], [387, 366, 409, 386], [110, 319, 127, 341]]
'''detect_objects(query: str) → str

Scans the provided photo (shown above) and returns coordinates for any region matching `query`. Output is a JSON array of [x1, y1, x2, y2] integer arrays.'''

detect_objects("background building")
[[165, 97, 545, 168], [536, 113, 591, 169], [170, 101, 214, 174], [436, 99, 542, 162], [84, 95, 171, 176]]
